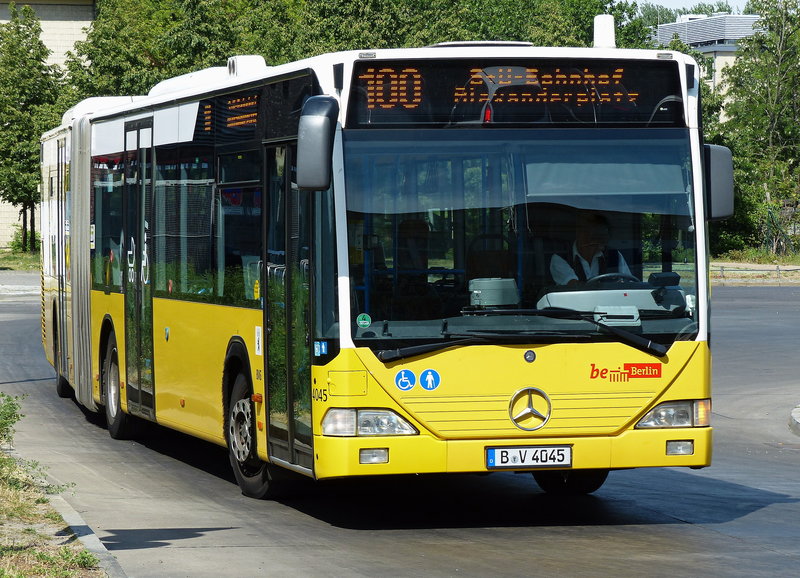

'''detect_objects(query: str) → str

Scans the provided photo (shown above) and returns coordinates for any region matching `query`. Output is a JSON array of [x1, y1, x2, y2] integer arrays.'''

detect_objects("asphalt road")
[[1, 283, 799, 577]]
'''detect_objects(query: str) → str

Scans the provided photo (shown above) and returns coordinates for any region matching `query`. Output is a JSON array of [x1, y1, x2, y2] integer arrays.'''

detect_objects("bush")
[[8, 224, 40, 253], [0, 392, 23, 446], [716, 246, 800, 265]]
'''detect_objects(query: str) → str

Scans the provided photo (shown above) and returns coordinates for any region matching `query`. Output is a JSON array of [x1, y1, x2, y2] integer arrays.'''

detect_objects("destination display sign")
[[348, 58, 684, 127]]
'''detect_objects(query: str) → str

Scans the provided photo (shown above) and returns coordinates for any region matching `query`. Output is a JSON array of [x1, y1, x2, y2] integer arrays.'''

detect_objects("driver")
[[550, 212, 633, 286]]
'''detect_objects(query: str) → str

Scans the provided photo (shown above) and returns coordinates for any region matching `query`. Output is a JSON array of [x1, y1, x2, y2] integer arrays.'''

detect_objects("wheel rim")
[[107, 351, 120, 418], [229, 398, 253, 464]]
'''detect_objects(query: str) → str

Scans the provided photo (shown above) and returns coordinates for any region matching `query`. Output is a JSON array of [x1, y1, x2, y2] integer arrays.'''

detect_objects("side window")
[[153, 145, 215, 300], [219, 150, 260, 183], [219, 187, 262, 304], [264, 75, 315, 140], [217, 150, 262, 307], [91, 155, 124, 290]]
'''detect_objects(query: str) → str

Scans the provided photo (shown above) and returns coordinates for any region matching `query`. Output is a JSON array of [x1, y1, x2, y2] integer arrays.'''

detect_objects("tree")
[[0, 3, 62, 252], [524, 0, 648, 48], [66, 0, 655, 99], [66, 0, 184, 98], [717, 0, 800, 254], [156, 0, 254, 73], [66, 0, 308, 98], [291, 0, 650, 53]]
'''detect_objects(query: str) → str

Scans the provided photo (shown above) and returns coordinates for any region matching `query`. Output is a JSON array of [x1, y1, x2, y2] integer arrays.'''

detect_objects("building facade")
[[656, 13, 760, 91], [0, 0, 94, 249]]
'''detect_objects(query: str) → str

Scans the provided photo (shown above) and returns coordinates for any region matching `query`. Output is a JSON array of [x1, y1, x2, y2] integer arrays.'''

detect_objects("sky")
[[653, 0, 750, 12]]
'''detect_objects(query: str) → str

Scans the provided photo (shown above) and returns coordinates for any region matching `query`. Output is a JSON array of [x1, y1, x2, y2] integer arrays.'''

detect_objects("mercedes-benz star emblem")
[[508, 387, 552, 431]]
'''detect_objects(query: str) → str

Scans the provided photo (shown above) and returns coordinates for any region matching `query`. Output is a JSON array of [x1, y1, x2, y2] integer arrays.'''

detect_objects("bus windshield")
[[343, 128, 698, 352]]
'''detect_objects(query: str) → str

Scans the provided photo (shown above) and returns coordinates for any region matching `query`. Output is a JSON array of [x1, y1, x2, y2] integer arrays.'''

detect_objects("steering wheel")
[[586, 272, 639, 284]]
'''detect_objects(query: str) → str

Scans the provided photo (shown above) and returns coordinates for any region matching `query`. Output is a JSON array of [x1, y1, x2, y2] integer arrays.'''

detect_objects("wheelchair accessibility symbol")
[[395, 370, 416, 391]]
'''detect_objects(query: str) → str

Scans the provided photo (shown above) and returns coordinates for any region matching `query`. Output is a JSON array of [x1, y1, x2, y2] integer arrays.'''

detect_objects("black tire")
[[102, 335, 135, 440], [53, 327, 72, 399], [55, 375, 72, 398], [226, 372, 277, 499], [532, 469, 609, 495]]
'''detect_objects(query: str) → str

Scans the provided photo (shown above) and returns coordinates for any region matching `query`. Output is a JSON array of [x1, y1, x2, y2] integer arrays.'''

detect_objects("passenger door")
[[122, 120, 156, 419], [264, 144, 314, 470]]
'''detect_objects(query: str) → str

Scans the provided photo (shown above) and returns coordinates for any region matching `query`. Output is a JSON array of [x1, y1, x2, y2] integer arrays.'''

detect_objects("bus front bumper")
[[312, 427, 712, 479]]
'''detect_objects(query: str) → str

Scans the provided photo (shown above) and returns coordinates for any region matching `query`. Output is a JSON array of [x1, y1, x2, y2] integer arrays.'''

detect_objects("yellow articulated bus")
[[41, 17, 733, 498]]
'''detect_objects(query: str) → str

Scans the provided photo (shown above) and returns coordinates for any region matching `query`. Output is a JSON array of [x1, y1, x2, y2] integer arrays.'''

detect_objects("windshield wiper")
[[376, 336, 487, 363], [377, 308, 667, 363], [467, 308, 668, 357], [376, 331, 543, 363]]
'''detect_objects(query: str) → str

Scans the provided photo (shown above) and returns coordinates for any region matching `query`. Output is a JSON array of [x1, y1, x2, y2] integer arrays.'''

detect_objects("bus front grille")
[[402, 390, 657, 438]]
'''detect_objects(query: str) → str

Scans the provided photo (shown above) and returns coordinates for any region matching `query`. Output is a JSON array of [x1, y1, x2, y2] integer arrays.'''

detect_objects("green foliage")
[[716, 0, 800, 255], [0, 392, 23, 446], [0, 4, 62, 253], [8, 224, 40, 254], [66, 0, 300, 97], [66, 0, 177, 97], [67, 0, 656, 100], [717, 245, 800, 264], [612, 1, 655, 48], [38, 546, 99, 570], [0, 4, 62, 194], [0, 409, 35, 491]]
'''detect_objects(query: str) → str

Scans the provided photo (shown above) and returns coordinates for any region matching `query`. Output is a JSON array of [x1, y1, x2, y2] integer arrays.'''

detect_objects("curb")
[[48, 495, 128, 578], [1, 444, 126, 577]]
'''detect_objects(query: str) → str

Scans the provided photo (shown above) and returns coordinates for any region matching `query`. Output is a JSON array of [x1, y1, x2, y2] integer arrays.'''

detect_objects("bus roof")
[[57, 44, 698, 128]]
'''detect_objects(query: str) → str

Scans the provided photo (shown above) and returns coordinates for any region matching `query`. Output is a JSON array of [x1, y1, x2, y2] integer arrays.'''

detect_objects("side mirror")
[[704, 144, 734, 221], [296, 96, 339, 191]]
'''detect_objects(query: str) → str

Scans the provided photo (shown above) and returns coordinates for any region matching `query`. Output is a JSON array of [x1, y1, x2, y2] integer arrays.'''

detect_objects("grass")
[[0, 249, 39, 271], [0, 454, 103, 577], [0, 393, 103, 577], [715, 247, 800, 265]]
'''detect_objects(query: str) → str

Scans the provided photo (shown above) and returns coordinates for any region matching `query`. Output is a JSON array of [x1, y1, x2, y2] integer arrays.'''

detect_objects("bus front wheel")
[[226, 372, 274, 499], [532, 469, 609, 495], [103, 335, 135, 439]]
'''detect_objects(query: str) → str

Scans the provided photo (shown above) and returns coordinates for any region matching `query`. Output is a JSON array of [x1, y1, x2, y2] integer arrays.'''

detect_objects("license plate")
[[486, 445, 572, 469]]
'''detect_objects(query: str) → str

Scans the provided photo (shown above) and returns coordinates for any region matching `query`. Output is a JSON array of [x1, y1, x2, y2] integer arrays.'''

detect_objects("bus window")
[[153, 145, 215, 299], [91, 155, 124, 290], [218, 185, 262, 305]]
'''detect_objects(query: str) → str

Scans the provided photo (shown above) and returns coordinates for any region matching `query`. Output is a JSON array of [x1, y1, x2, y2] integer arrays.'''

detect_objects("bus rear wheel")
[[103, 335, 135, 439], [226, 372, 275, 499], [532, 469, 609, 495], [53, 326, 72, 399]]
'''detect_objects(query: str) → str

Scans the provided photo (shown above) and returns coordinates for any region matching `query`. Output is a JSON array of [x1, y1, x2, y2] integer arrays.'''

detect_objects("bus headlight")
[[322, 409, 418, 436], [636, 399, 710, 428]]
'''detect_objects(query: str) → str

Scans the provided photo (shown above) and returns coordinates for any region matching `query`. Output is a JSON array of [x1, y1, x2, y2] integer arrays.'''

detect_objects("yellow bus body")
[[149, 298, 263, 448], [80, 291, 711, 481], [88, 291, 124, 405], [89, 291, 265, 451]]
